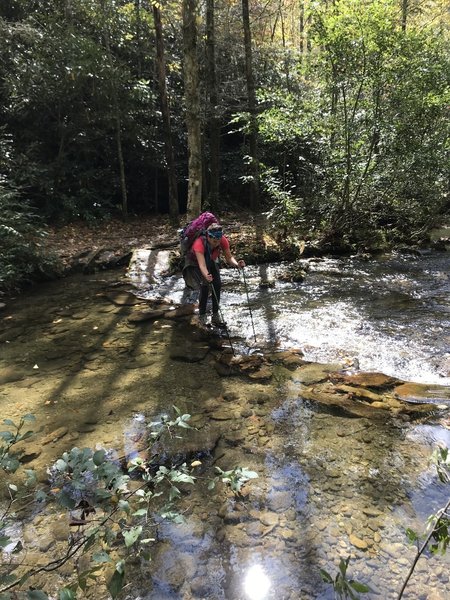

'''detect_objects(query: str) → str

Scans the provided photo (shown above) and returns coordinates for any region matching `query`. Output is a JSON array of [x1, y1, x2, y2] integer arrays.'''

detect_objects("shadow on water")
[[1, 248, 450, 599]]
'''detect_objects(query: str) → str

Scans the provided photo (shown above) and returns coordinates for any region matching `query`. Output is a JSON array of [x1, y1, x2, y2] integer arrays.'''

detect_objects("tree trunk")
[[135, 0, 142, 78], [401, 0, 408, 31], [182, 0, 202, 219], [205, 0, 220, 210], [242, 0, 259, 210], [153, 4, 179, 222], [100, 0, 128, 219]]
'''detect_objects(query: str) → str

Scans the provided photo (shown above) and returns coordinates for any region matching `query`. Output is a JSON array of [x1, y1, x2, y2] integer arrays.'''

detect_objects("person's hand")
[[205, 273, 213, 282], [237, 259, 245, 269]]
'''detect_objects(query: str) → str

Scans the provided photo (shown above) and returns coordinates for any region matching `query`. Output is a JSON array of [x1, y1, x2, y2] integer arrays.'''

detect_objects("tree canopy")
[[0, 0, 449, 286]]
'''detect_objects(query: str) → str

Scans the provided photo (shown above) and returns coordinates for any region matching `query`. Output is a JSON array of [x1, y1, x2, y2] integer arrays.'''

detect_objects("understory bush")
[[0, 183, 58, 293]]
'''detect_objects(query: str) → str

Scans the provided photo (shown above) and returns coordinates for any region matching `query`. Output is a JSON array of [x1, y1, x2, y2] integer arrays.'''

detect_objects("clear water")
[[1, 250, 449, 599], [143, 251, 450, 385]]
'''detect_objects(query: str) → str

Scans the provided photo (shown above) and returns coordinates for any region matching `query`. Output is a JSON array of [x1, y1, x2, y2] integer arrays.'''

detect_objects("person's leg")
[[210, 266, 225, 325], [198, 284, 209, 316], [210, 265, 221, 313]]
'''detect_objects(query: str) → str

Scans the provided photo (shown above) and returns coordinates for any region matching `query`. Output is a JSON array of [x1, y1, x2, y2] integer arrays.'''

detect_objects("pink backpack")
[[179, 212, 219, 258]]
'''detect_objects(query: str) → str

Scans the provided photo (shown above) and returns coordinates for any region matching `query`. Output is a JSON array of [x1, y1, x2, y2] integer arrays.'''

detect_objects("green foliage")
[[0, 184, 57, 292], [257, 0, 449, 248], [320, 556, 371, 599], [209, 466, 258, 494], [399, 445, 450, 598], [432, 446, 450, 485], [427, 447, 450, 555], [0, 409, 259, 597], [48, 447, 129, 510], [0, 414, 36, 474]]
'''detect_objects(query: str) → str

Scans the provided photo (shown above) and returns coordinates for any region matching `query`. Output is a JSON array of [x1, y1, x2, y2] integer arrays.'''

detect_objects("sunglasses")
[[208, 230, 223, 239]]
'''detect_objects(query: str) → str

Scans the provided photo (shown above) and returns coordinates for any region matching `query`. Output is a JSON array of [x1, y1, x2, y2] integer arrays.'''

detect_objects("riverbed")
[[1, 249, 449, 599]]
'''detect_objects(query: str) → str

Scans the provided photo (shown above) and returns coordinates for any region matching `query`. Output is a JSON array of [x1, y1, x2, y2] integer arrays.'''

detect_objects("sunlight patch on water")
[[243, 564, 271, 600]]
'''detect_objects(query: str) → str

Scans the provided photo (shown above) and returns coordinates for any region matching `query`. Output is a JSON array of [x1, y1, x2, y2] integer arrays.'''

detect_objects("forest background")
[[0, 0, 449, 292]]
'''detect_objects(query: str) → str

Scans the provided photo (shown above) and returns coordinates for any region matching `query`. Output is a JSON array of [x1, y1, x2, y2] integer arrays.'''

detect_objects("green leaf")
[[54, 459, 67, 472], [405, 528, 419, 543], [107, 563, 125, 599], [319, 569, 333, 583], [35, 490, 48, 502], [93, 449, 106, 466], [123, 526, 142, 547], [58, 589, 76, 600], [27, 591, 49, 599], [240, 468, 258, 479], [132, 508, 148, 517], [176, 420, 192, 429], [170, 473, 195, 484], [92, 551, 112, 564], [349, 580, 371, 593], [339, 556, 350, 577], [55, 491, 76, 509], [25, 469, 37, 487], [0, 573, 17, 586]]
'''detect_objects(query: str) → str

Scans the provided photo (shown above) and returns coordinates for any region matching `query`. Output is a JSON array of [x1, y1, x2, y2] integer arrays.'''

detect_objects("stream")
[[142, 250, 450, 386], [1, 247, 449, 600]]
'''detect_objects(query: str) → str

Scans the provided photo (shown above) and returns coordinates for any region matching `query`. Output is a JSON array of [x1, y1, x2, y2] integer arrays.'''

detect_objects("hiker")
[[183, 222, 245, 326]]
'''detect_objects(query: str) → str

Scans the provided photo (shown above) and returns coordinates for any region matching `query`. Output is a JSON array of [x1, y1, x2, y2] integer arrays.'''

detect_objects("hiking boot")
[[198, 313, 208, 326], [211, 312, 226, 327]]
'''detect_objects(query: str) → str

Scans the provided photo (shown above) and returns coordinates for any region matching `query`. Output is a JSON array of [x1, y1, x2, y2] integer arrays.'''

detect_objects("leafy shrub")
[[0, 182, 58, 292]]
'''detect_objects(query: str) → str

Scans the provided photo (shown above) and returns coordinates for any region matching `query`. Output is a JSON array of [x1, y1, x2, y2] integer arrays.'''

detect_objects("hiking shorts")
[[182, 265, 205, 291]]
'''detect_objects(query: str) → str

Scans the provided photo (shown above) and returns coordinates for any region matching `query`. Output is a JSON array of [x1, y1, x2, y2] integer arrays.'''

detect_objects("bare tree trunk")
[[182, 0, 202, 219], [401, 0, 408, 31], [135, 0, 142, 78], [100, 0, 128, 219], [153, 4, 179, 222], [242, 0, 260, 210], [300, 0, 305, 54], [206, 0, 220, 210]]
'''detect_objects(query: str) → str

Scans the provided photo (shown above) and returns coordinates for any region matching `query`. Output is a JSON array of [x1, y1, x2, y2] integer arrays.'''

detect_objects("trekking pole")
[[241, 268, 257, 343], [209, 283, 235, 357]]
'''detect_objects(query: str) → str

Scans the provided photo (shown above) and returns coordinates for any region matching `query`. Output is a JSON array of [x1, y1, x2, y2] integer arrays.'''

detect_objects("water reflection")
[[243, 564, 271, 599]]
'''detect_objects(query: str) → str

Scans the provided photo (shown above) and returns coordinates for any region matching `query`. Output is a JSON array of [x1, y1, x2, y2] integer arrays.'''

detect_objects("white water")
[[136, 250, 450, 386]]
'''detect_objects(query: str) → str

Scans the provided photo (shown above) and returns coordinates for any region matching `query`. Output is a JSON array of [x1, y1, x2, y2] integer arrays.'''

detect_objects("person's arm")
[[223, 241, 245, 269], [195, 250, 213, 282]]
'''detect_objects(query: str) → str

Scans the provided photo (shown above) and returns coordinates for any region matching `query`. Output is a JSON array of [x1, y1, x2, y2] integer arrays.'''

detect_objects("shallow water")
[[1, 253, 450, 599], [145, 251, 450, 385]]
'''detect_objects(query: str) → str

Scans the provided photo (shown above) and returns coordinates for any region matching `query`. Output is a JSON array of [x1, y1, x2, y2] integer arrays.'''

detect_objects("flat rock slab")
[[106, 292, 145, 306], [334, 372, 400, 388], [163, 305, 196, 319], [128, 308, 167, 323], [300, 388, 390, 420], [291, 363, 342, 385], [128, 304, 195, 323], [394, 382, 450, 405], [170, 342, 210, 362]]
